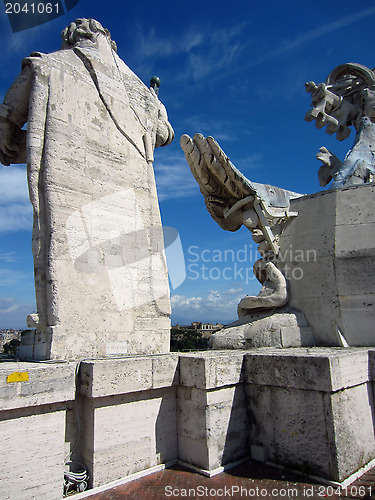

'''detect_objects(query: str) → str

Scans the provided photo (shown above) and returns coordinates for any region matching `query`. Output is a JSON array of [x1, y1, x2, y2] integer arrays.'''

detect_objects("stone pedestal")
[[77, 355, 179, 488], [177, 352, 247, 472], [246, 347, 375, 482], [278, 183, 375, 347]]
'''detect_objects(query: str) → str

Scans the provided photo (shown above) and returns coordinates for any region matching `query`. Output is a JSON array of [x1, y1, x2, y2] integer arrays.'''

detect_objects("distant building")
[[171, 322, 224, 338], [199, 323, 224, 338]]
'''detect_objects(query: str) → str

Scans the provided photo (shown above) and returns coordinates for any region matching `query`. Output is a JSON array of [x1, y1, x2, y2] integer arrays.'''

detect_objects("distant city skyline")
[[1, 1, 375, 328]]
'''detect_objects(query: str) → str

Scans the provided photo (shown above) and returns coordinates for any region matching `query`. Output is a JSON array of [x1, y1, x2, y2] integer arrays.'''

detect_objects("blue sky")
[[1, 0, 375, 328]]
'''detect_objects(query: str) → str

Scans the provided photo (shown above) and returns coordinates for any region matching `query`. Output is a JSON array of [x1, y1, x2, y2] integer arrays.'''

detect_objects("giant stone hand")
[[180, 133, 255, 232]]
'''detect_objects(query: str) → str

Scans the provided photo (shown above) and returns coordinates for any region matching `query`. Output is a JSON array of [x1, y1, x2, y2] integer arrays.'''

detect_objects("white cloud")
[[0, 252, 17, 263], [0, 296, 34, 329], [0, 203, 32, 232], [154, 152, 198, 201], [133, 23, 248, 83], [179, 115, 242, 142], [243, 7, 375, 71], [0, 269, 31, 287], [0, 166, 32, 232], [0, 297, 19, 314], [133, 25, 204, 60], [171, 287, 246, 322], [0, 166, 29, 202]]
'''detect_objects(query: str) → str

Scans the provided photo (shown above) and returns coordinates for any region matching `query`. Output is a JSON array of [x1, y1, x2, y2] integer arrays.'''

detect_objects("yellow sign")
[[6, 372, 29, 383]]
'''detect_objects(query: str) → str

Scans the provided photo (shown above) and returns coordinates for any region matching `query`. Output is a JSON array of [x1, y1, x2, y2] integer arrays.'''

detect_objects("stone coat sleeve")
[[0, 64, 32, 164]]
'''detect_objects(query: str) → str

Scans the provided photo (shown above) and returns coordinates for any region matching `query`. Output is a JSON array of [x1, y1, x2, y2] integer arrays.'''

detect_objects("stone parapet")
[[1, 348, 375, 497]]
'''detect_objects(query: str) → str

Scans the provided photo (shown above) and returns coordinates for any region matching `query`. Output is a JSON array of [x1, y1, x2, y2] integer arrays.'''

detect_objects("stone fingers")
[[192, 133, 229, 197], [180, 134, 214, 196], [206, 136, 250, 199]]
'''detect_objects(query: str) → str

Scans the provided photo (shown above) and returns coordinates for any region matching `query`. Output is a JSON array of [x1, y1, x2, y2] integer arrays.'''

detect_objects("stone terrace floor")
[[85, 461, 375, 500]]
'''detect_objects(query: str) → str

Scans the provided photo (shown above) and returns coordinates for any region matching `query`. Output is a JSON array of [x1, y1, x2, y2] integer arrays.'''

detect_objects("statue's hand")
[[0, 117, 22, 166], [180, 133, 253, 231], [316, 146, 342, 186]]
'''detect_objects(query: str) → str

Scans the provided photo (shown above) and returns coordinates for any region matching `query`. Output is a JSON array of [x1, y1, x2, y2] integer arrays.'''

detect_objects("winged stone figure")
[[180, 133, 302, 314]]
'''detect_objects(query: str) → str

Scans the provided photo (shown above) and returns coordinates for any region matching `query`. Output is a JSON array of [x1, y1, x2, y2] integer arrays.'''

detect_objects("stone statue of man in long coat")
[[0, 18, 174, 360]]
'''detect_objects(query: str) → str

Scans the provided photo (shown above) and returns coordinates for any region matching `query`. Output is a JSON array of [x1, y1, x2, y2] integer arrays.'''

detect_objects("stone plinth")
[[278, 183, 375, 346], [77, 355, 179, 488], [177, 351, 248, 472], [0, 361, 75, 500], [245, 348, 375, 482]]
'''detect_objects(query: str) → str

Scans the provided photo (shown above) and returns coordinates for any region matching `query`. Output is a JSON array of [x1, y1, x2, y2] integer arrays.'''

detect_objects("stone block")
[[0, 362, 75, 499], [78, 354, 179, 398], [335, 183, 375, 226], [245, 348, 369, 391], [179, 351, 244, 389], [177, 352, 248, 471], [335, 223, 375, 256], [0, 410, 66, 500], [76, 356, 178, 487], [80, 388, 177, 488], [210, 308, 314, 349], [278, 184, 375, 346], [0, 361, 75, 410], [251, 444, 267, 462], [245, 348, 375, 482]]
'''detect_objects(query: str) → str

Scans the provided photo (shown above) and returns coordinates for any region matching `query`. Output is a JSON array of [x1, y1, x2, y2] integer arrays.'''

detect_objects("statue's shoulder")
[[21, 48, 78, 72]]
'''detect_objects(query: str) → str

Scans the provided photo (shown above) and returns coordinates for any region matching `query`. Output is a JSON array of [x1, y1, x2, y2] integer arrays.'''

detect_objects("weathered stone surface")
[[279, 184, 375, 346], [2, 349, 375, 496], [0, 410, 66, 500], [0, 361, 75, 410], [0, 19, 174, 360], [178, 351, 244, 389], [0, 361, 75, 499], [170, 352, 249, 471], [245, 348, 375, 482], [210, 307, 314, 349], [79, 354, 179, 398], [245, 347, 370, 391], [80, 387, 177, 487]]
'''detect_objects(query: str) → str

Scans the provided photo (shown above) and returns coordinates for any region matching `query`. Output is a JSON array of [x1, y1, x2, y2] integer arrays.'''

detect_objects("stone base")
[[209, 307, 315, 349], [2, 348, 375, 497], [245, 347, 375, 481], [17, 316, 171, 361], [77, 355, 179, 487], [278, 184, 375, 346]]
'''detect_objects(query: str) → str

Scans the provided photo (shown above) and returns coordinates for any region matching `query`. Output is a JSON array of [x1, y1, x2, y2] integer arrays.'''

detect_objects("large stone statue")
[[0, 19, 174, 360], [181, 62, 375, 348]]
